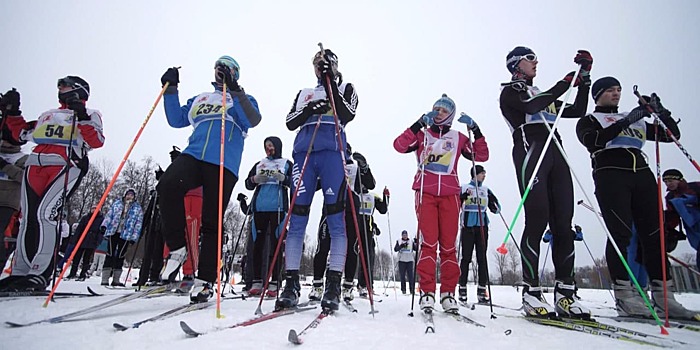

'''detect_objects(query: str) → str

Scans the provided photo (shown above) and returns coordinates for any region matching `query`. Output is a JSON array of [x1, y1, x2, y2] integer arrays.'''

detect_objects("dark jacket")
[[75, 211, 105, 249]]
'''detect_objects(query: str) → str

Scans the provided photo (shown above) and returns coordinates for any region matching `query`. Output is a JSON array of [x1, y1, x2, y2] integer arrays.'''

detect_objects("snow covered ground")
[[0, 274, 698, 349]]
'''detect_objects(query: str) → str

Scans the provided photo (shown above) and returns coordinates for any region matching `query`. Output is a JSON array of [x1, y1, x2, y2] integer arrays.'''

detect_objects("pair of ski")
[[0, 286, 102, 300], [113, 294, 245, 331], [603, 315, 700, 333], [460, 300, 523, 312], [179, 301, 318, 337], [5, 284, 172, 328], [421, 308, 486, 333], [517, 315, 687, 348]]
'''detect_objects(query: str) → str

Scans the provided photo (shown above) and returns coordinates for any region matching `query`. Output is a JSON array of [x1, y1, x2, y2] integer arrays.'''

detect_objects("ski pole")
[[466, 127, 495, 318], [318, 42, 375, 315], [496, 212, 525, 259], [214, 82, 228, 319], [43, 81, 172, 307], [653, 118, 670, 327], [633, 85, 700, 173], [383, 187, 399, 300], [409, 122, 429, 317], [496, 66, 583, 256], [540, 240, 551, 283], [667, 254, 700, 278]]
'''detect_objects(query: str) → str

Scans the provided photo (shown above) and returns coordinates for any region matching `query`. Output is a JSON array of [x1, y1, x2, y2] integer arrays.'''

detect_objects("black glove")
[[315, 58, 334, 79], [561, 71, 589, 88], [642, 93, 672, 118], [573, 50, 593, 73], [352, 152, 368, 170], [100, 226, 107, 234], [161, 67, 179, 87], [619, 106, 650, 127], [0, 88, 21, 116], [66, 96, 90, 121], [304, 99, 330, 115], [215, 63, 241, 92], [0, 157, 8, 169], [237, 193, 248, 202], [169, 146, 181, 162], [155, 166, 164, 181]]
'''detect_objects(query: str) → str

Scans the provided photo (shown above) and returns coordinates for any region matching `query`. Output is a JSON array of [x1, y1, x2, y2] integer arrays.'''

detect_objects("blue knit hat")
[[506, 46, 536, 73], [591, 76, 621, 101], [432, 94, 456, 126]]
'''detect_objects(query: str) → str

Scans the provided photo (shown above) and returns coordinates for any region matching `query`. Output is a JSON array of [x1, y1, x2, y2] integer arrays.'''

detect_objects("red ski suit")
[[394, 125, 488, 294]]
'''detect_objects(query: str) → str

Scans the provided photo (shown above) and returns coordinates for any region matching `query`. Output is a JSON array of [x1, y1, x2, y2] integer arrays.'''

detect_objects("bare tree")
[[492, 249, 508, 284]]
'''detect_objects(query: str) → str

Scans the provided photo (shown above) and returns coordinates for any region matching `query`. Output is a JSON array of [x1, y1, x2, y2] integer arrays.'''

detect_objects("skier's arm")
[[78, 110, 105, 149], [394, 241, 401, 252], [393, 127, 420, 154], [487, 189, 501, 214], [576, 114, 624, 149], [286, 91, 309, 131], [244, 163, 259, 190], [645, 115, 680, 142], [231, 90, 261, 127], [282, 160, 294, 188], [163, 94, 195, 128], [330, 82, 357, 125], [375, 195, 388, 215], [501, 82, 569, 116], [462, 133, 489, 162], [559, 83, 590, 118]]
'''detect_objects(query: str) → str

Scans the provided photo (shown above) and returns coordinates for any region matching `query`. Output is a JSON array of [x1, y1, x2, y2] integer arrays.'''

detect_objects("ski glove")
[[237, 193, 248, 202], [304, 99, 331, 115], [216, 63, 241, 92], [253, 174, 270, 184], [574, 50, 593, 73], [66, 96, 90, 121], [561, 71, 590, 88], [542, 230, 552, 243], [271, 172, 285, 183], [315, 59, 334, 79], [619, 106, 650, 127], [420, 111, 438, 127], [640, 93, 671, 118], [0, 88, 21, 116], [161, 67, 179, 87], [458, 112, 479, 130], [352, 152, 368, 171]]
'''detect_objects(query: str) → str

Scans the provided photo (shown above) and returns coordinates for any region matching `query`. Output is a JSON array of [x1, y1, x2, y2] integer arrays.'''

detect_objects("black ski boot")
[[321, 270, 342, 311], [275, 270, 300, 310]]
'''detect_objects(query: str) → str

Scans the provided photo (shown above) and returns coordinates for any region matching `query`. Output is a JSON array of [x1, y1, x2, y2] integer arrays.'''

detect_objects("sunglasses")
[[520, 53, 537, 62]]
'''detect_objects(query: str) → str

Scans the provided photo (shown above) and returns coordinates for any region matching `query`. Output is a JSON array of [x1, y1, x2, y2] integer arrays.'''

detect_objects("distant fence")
[[670, 265, 700, 293]]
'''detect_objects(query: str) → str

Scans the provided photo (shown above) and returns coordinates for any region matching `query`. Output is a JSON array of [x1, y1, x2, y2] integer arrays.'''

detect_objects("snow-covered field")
[[1, 274, 698, 350]]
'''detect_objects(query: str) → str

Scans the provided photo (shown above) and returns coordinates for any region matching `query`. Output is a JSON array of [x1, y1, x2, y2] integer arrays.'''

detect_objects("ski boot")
[[190, 278, 213, 303], [358, 286, 368, 298], [613, 279, 652, 317], [419, 291, 435, 312], [159, 246, 187, 282], [321, 270, 342, 311], [308, 279, 324, 302], [275, 270, 300, 310], [651, 279, 700, 320], [458, 285, 468, 303], [477, 285, 490, 304], [341, 281, 355, 302], [440, 292, 459, 312], [522, 282, 556, 318], [248, 280, 263, 296], [554, 280, 590, 319]]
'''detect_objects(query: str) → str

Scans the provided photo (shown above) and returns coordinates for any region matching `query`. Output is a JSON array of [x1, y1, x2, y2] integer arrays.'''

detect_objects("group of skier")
[[0, 43, 698, 324]]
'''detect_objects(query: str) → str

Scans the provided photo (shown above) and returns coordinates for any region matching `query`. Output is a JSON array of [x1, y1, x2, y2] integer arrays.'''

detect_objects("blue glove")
[[574, 225, 583, 241], [458, 112, 478, 130], [542, 230, 552, 243], [421, 111, 438, 127]]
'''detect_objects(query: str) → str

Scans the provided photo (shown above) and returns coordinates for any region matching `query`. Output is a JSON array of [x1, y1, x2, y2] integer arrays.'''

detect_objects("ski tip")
[[113, 323, 128, 331], [5, 321, 26, 328], [179, 321, 201, 337], [87, 286, 103, 296], [288, 329, 302, 345], [425, 326, 435, 334]]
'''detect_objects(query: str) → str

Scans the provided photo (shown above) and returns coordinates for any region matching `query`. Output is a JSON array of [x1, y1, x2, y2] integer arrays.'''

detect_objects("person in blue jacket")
[[277, 48, 358, 311], [158, 56, 262, 303], [100, 188, 143, 286], [243, 136, 292, 297]]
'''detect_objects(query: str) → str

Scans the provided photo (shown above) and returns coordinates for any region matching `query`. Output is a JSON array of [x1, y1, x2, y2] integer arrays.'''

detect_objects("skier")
[[393, 94, 489, 313], [0, 76, 104, 291], [277, 47, 358, 312], [355, 189, 388, 297], [158, 55, 261, 303], [576, 77, 698, 320], [309, 144, 375, 303], [499, 46, 592, 318], [100, 188, 143, 287], [0, 88, 28, 270], [66, 206, 104, 281], [243, 136, 292, 297], [457, 165, 501, 304], [663, 169, 699, 270], [394, 230, 417, 295]]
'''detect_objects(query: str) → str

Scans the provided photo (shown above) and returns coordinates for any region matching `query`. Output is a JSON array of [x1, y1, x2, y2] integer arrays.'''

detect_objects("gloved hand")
[[100, 226, 107, 234], [237, 193, 248, 202], [561, 71, 590, 88], [419, 111, 438, 128], [458, 112, 479, 130], [401, 242, 409, 249], [161, 67, 179, 87], [315, 58, 334, 79], [216, 63, 241, 92], [619, 106, 650, 127], [304, 99, 330, 115], [0, 157, 8, 169], [641, 93, 672, 118], [352, 152, 368, 171], [66, 96, 90, 121], [0, 88, 21, 116], [253, 174, 270, 184], [383, 187, 390, 197], [271, 172, 285, 183], [543, 230, 552, 243], [574, 50, 593, 73], [155, 166, 164, 181]]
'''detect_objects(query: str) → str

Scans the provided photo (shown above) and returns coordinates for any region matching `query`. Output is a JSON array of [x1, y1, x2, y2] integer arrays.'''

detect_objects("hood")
[[264, 136, 283, 159], [123, 188, 136, 201]]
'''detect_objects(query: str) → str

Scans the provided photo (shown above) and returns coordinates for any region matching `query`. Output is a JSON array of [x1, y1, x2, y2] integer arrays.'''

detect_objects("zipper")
[[201, 121, 214, 159]]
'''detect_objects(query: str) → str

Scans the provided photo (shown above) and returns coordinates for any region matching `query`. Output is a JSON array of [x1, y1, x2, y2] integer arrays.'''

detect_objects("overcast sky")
[[2, 0, 699, 276]]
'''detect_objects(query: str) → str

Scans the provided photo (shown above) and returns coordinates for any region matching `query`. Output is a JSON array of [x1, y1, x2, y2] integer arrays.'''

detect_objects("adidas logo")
[[325, 187, 334, 196]]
